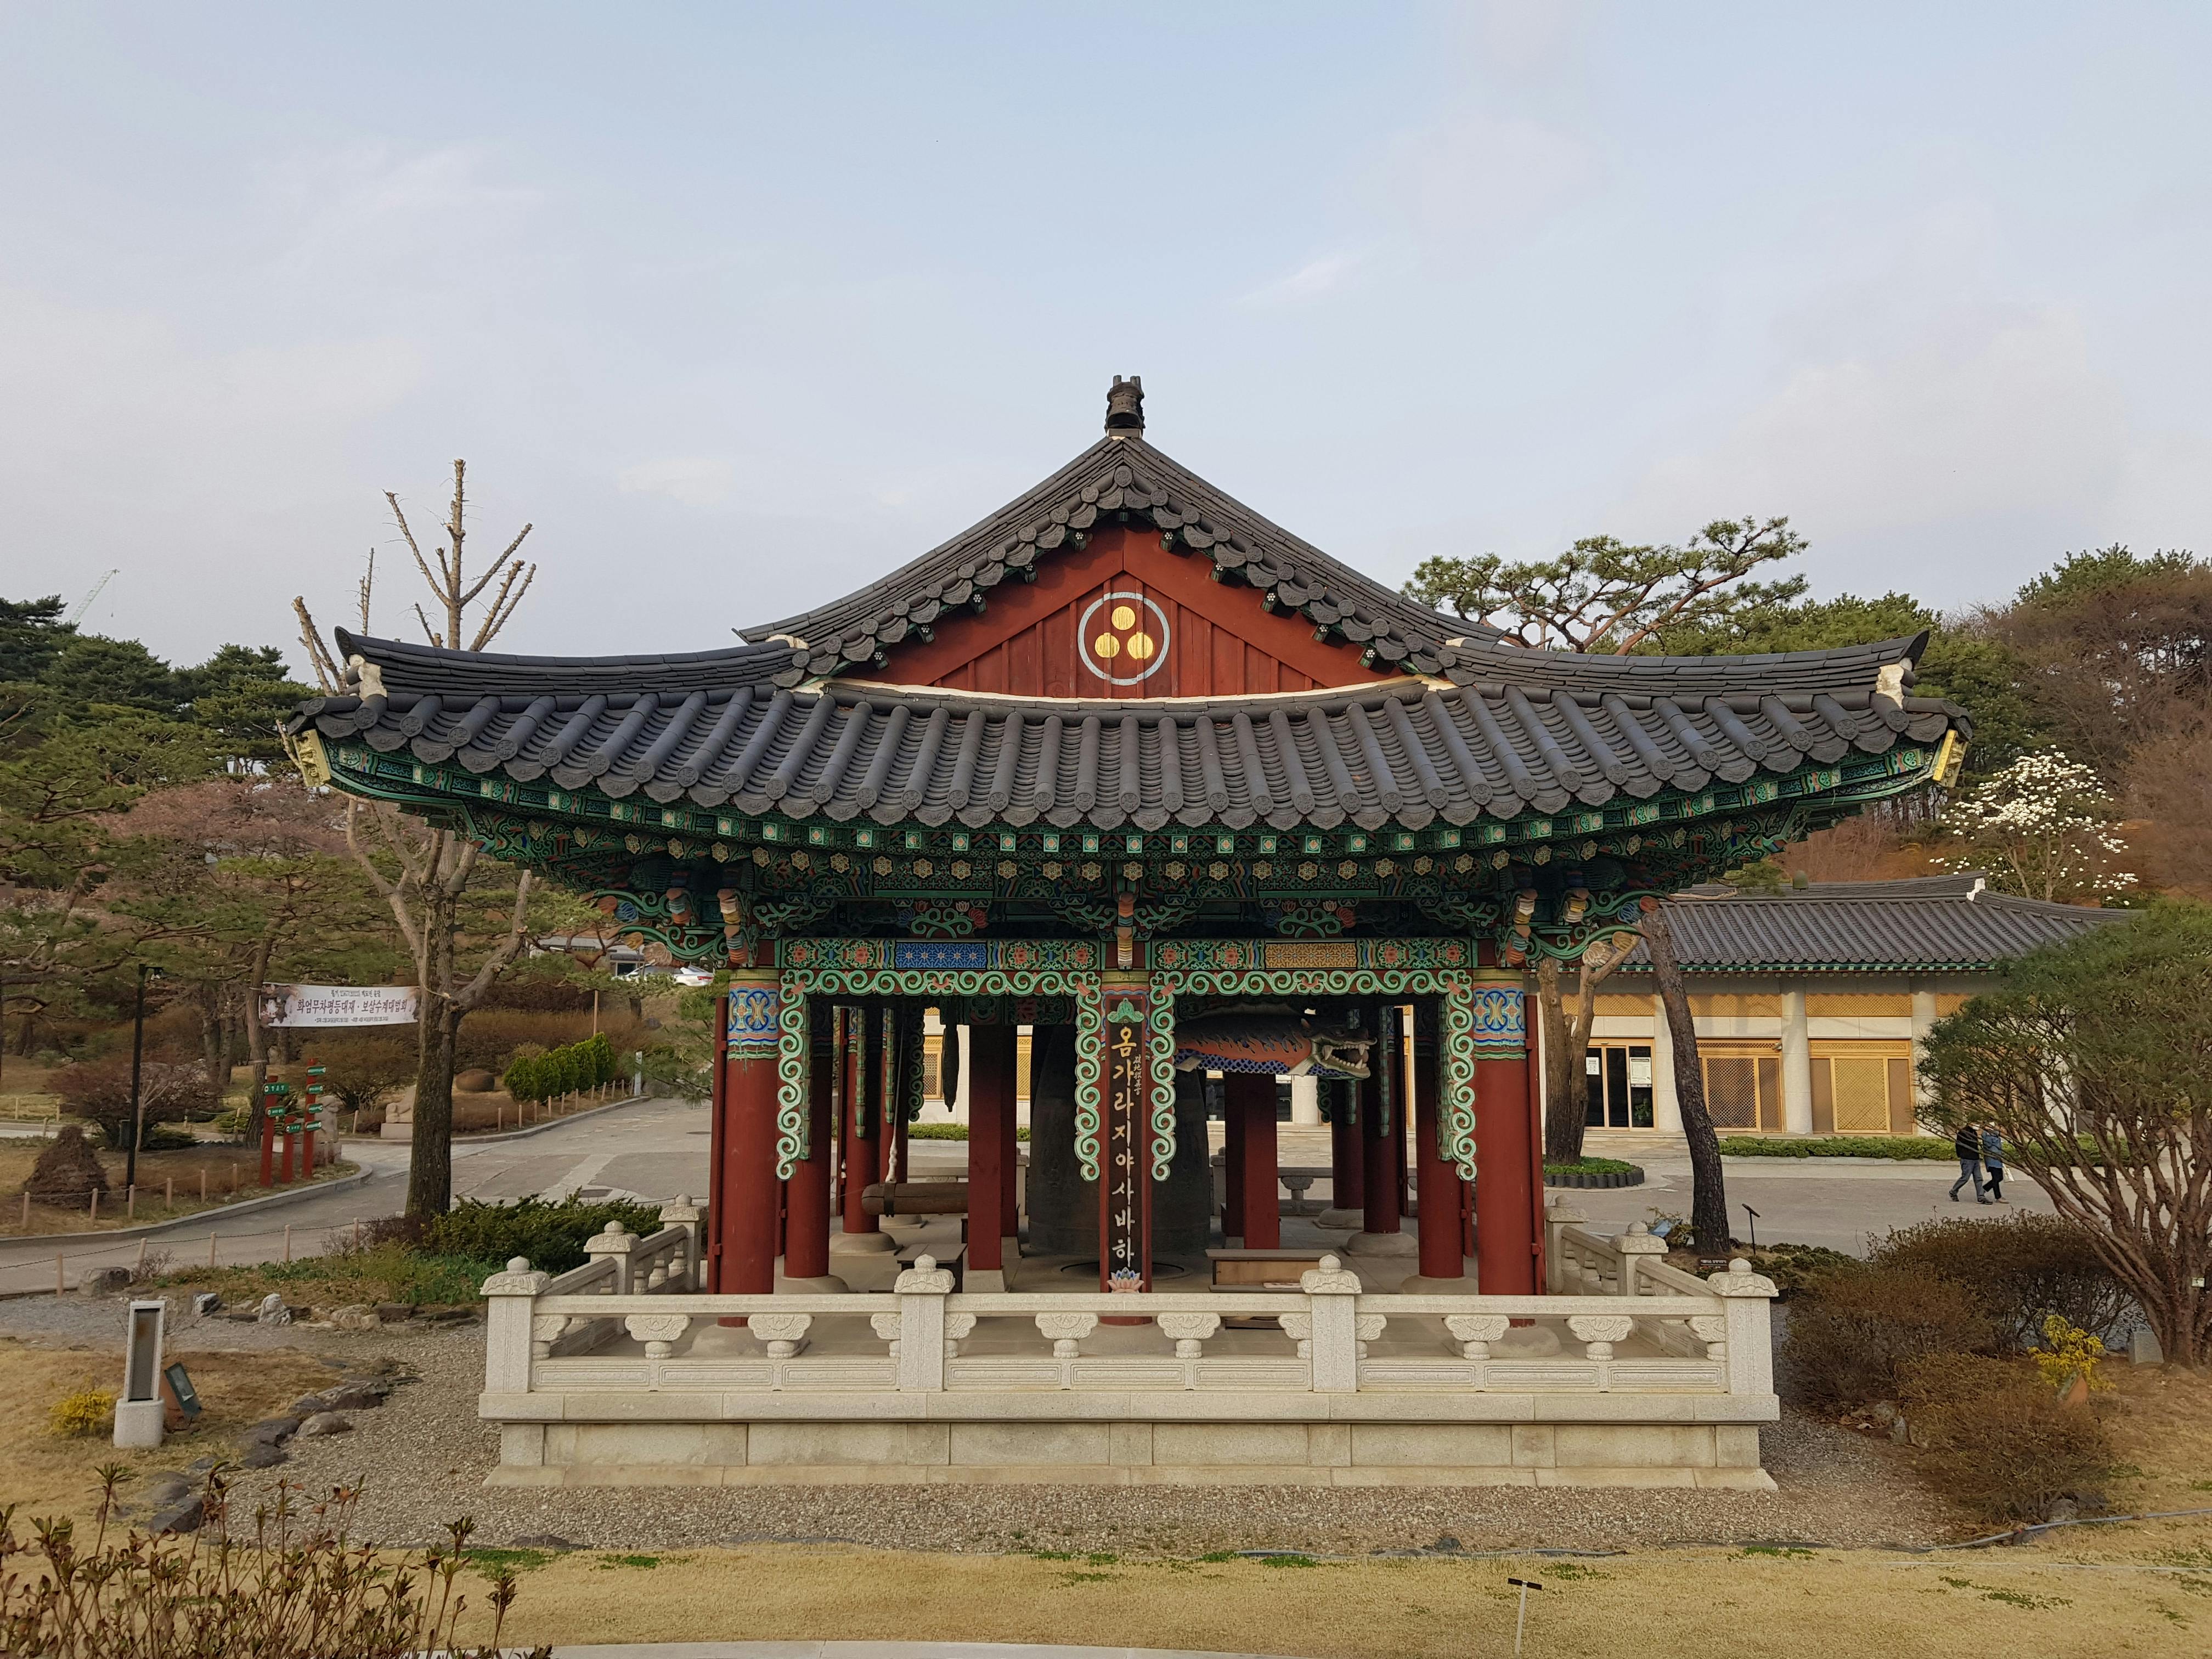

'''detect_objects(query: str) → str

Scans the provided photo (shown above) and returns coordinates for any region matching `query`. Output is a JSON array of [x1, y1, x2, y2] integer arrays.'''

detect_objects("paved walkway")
[[0, 1097, 2047, 1293], [0, 1093, 702, 1295]]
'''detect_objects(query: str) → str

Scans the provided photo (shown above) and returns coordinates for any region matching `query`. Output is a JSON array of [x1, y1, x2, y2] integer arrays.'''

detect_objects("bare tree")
[[291, 461, 541, 1216], [1537, 930, 1637, 1163]]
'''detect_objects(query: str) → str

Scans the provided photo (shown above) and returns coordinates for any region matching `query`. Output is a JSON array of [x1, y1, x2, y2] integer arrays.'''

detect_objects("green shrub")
[[1781, 1266, 1995, 1412], [1718, 1136, 1953, 1160], [501, 1056, 536, 1103], [420, 1196, 665, 1276], [1900, 1351, 2116, 1521], [899, 1122, 1030, 1141], [1745, 1240, 1860, 1296], [1871, 1214, 2131, 1353], [1543, 1156, 1637, 1175]]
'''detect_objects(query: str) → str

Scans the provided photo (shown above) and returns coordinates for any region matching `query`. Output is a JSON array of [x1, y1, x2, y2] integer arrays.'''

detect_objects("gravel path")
[[3, 1295, 1953, 1556]]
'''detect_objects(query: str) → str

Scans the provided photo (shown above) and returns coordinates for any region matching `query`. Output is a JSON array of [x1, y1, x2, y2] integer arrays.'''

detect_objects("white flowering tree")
[[1937, 752, 2136, 904]]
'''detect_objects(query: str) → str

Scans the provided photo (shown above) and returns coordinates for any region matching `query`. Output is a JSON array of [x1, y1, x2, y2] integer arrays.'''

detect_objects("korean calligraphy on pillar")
[[1101, 980, 1152, 1292]]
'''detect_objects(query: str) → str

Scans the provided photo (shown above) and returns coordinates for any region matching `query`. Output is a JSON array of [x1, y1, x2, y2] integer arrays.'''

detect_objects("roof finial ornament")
[[1104, 374, 1144, 438]]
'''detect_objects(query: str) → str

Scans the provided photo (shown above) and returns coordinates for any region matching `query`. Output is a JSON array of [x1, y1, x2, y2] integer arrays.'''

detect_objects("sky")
[[2, 2, 2208, 674]]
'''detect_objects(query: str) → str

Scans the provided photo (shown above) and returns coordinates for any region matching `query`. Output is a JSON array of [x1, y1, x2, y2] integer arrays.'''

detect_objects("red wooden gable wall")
[[850, 526, 1385, 699]]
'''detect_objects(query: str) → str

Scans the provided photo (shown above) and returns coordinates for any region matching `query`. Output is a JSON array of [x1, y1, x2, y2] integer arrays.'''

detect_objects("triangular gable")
[[746, 377, 1489, 692], [849, 522, 1390, 697]]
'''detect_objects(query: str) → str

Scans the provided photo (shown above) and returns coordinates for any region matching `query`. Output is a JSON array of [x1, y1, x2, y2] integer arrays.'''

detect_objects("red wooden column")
[[1351, 1005, 1409, 1256], [840, 1006, 883, 1246], [719, 970, 785, 1302], [1410, 1006, 1468, 1284], [781, 1002, 837, 1283], [706, 991, 730, 1288], [1472, 984, 1538, 1295], [966, 1023, 1017, 1289], [877, 1008, 900, 1186], [999, 1058, 1019, 1252], [1324, 1077, 1364, 1222], [1221, 1080, 1246, 1244], [1226, 1074, 1280, 1248]]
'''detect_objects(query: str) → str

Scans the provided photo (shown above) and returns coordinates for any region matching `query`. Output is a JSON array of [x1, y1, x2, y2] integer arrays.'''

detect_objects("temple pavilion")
[[290, 378, 1973, 1488], [294, 372, 1971, 1295]]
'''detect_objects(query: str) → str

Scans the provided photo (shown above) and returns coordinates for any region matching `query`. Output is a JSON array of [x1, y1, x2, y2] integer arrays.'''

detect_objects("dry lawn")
[[0, 1338, 334, 1520], [0, 1141, 356, 1236], [456, 1541, 2208, 1658], [459, 1361, 2212, 1657]]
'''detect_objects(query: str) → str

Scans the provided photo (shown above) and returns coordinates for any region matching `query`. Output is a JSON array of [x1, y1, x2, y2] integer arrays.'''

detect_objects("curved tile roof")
[[1615, 877, 2120, 973], [298, 630, 1961, 835], [735, 415, 1932, 697]]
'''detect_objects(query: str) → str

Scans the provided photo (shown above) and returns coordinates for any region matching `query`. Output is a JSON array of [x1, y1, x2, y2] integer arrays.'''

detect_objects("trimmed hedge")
[[503, 1034, 618, 1106], [1543, 1156, 1644, 1189], [1718, 1135, 1954, 1160], [907, 1122, 1030, 1142]]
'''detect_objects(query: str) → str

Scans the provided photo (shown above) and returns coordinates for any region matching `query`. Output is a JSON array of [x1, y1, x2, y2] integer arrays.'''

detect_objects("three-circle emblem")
[[1077, 590, 1171, 686]]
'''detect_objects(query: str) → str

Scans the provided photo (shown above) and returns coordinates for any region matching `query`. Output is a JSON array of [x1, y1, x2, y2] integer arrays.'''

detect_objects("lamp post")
[[124, 964, 153, 1194]]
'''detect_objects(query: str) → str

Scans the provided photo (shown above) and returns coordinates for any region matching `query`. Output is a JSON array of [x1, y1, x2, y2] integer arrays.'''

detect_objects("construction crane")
[[67, 569, 118, 627]]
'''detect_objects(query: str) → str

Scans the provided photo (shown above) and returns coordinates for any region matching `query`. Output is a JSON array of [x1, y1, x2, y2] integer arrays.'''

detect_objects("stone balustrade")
[[483, 1249, 1776, 1404], [478, 1207, 1779, 1488]]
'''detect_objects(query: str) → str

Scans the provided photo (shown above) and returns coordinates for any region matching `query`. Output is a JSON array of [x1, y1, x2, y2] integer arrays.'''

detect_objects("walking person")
[[1949, 1121, 1988, 1203], [1980, 1125, 2006, 1203]]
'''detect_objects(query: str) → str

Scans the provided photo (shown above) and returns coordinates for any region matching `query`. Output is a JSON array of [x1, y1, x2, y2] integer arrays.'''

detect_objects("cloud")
[[1385, 110, 1602, 251], [1620, 302, 2126, 540], [617, 456, 736, 508], [1235, 250, 1369, 309], [0, 282, 422, 660]]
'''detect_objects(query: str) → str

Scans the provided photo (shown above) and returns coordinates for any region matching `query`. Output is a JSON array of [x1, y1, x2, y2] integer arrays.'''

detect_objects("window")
[[1584, 1044, 1655, 1128], [1701, 1047, 1782, 1130], [1809, 1042, 1918, 1135]]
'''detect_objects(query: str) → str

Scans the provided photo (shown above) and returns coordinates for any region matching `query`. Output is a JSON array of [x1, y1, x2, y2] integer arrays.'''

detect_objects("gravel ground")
[[1, 1295, 1955, 1556]]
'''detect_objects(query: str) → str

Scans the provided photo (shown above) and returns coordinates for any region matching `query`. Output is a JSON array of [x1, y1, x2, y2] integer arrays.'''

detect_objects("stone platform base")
[[488, 1418, 1774, 1491]]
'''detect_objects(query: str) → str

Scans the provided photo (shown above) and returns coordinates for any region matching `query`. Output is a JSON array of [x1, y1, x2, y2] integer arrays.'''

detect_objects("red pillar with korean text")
[[1098, 976, 1154, 1293]]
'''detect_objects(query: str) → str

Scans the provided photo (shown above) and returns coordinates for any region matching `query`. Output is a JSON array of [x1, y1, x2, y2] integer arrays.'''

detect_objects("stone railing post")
[[894, 1254, 954, 1391], [584, 1222, 639, 1294], [1614, 1222, 1668, 1297], [1297, 1254, 1365, 1393], [1707, 1257, 1779, 1398], [659, 1195, 703, 1288], [481, 1257, 550, 1395], [1543, 1200, 1587, 1294]]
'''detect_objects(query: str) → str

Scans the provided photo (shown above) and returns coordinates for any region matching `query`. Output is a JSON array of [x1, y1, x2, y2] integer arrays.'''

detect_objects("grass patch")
[[1718, 1136, 1953, 1160], [1739, 1546, 1815, 1559], [465, 1547, 558, 1573], [1939, 1576, 2071, 1610], [149, 1243, 502, 1311], [1257, 1553, 1328, 1568], [596, 1554, 665, 1570], [0, 1337, 334, 1523], [460, 1543, 2199, 1657]]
